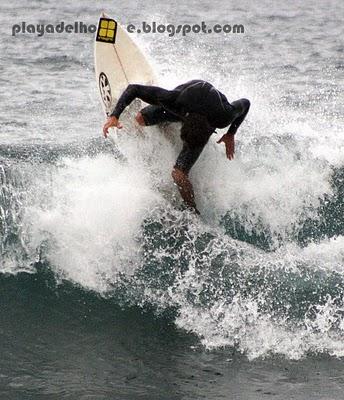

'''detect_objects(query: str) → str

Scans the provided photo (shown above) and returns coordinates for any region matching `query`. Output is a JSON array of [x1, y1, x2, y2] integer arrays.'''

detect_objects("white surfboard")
[[94, 13, 158, 132]]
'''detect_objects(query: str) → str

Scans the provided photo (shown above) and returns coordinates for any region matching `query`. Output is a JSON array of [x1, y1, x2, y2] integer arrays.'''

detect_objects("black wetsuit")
[[111, 80, 250, 173]]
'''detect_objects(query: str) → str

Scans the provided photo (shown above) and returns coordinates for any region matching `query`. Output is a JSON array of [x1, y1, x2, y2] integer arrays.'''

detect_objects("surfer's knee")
[[135, 112, 146, 126]]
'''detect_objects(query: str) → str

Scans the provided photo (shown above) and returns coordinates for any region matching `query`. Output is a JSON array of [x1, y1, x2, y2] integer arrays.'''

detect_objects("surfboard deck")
[[94, 13, 160, 139]]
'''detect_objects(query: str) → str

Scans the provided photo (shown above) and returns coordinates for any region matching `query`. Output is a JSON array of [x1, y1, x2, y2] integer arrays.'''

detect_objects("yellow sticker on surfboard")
[[96, 18, 117, 44]]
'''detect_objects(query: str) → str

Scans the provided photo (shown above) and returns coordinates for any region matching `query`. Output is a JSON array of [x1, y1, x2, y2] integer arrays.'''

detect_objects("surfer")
[[103, 80, 250, 214]]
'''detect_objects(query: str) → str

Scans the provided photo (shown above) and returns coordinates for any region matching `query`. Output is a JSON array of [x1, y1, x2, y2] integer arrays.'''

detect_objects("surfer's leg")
[[172, 142, 206, 214], [172, 167, 199, 214], [180, 113, 214, 146], [171, 114, 213, 213], [138, 105, 182, 126]]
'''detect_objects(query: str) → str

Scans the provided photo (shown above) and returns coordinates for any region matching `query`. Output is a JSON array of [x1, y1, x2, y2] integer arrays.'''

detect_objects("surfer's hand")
[[217, 133, 235, 160], [103, 116, 123, 138]]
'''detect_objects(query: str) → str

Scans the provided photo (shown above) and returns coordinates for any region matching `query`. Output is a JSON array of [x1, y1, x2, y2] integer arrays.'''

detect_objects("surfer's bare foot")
[[172, 167, 199, 214], [103, 116, 122, 138]]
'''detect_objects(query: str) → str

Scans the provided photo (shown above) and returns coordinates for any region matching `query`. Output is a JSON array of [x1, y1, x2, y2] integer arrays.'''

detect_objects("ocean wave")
[[1, 144, 344, 360]]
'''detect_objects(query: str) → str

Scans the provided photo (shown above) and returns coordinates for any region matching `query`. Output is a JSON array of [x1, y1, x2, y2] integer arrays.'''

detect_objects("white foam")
[[26, 152, 164, 291]]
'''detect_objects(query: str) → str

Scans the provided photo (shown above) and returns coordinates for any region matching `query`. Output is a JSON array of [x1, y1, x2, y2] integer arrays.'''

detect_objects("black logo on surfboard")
[[99, 72, 112, 114], [96, 18, 117, 44]]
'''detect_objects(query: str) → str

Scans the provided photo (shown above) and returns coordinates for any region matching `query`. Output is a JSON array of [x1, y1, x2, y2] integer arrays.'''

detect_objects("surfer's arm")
[[226, 115, 246, 135], [104, 84, 152, 137], [216, 98, 250, 159], [103, 84, 174, 137], [110, 84, 173, 119], [226, 98, 251, 135]]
